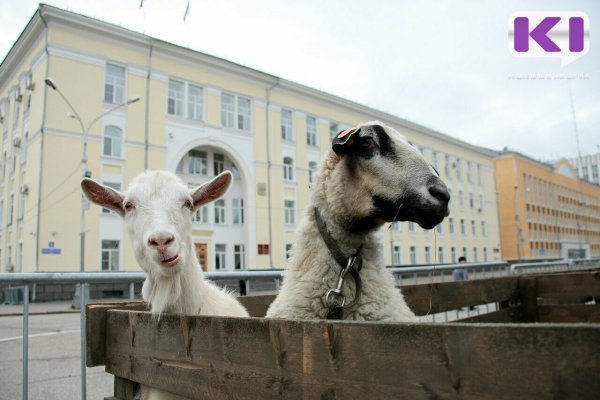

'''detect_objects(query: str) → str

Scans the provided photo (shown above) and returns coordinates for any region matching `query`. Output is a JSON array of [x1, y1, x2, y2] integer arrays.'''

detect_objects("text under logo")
[[509, 12, 589, 66]]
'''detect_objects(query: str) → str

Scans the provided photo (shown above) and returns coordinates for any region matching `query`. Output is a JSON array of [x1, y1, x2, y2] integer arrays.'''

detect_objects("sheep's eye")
[[359, 137, 375, 149], [124, 201, 135, 212], [183, 199, 193, 209]]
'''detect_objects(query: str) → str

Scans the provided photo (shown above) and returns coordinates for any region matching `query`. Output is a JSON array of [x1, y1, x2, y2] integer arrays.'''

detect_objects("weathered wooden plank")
[[86, 301, 149, 367], [538, 305, 600, 323], [535, 271, 600, 298], [105, 310, 600, 400], [401, 277, 519, 315], [458, 306, 523, 323], [238, 295, 275, 317], [105, 376, 137, 400]]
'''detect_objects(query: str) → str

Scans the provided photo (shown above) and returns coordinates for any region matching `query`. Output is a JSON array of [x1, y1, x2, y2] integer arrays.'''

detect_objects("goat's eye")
[[183, 199, 193, 209], [124, 201, 135, 212]]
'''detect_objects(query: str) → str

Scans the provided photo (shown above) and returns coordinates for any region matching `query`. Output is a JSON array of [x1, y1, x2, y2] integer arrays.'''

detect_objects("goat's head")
[[81, 171, 232, 277], [327, 121, 450, 232]]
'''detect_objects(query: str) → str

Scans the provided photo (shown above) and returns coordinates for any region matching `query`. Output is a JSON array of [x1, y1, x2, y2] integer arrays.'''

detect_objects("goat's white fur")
[[82, 170, 248, 400], [266, 121, 449, 321]]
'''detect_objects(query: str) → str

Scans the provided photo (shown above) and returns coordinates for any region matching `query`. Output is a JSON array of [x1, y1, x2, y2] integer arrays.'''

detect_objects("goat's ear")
[[190, 171, 233, 211], [332, 128, 361, 155], [81, 178, 125, 217]]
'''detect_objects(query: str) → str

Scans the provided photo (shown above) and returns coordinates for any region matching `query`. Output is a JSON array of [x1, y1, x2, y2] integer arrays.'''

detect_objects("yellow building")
[[0, 4, 501, 273], [495, 151, 600, 260]]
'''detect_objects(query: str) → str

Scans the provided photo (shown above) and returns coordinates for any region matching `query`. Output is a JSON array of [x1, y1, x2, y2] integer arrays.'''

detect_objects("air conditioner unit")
[[14, 88, 22, 103], [25, 75, 35, 91], [20, 184, 29, 195], [13, 137, 21, 148]]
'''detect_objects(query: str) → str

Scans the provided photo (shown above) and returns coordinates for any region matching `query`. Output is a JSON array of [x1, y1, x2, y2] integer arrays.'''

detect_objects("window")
[[167, 79, 184, 116], [21, 132, 28, 165], [0, 200, 3, 228], [221, 93, 235, 128], [471, 220, 476, 235], [18, 192, 25, 221], [215, 244, 226, 270], [462, 247, 467, 258], [473, 247, 478, 262], [283, 157, 294, 181], [104, 64, 125, 104], [456, 158, 461, 180], [329, 121, 339, 141], [469, 192, 474, 209], [187, 84, 203, 120], [408, 221, 416, 232], [479, 194, 484, 211], [285, 243, 293, 260], [431, 151, 438, 170], [444, 155, 450, 177], [7, 245, 12, 272], [308, 161, 318, 184], [466, 161, 472, 183], [237, 97, 251, 130], [306, 115, 317, 146], [281, 109, 293, 140], [213, 153, 224, 176], [234, 244, 245, 270], [451, 247, 457, 263], [103, 126, 122, 157], [477, 164, 482, 186], [483, 247, 488, 262], [592, 165, 599, 183], [1, 151, 6, 182], [221, 93, 251, 131], [101, 240, 120, 271], [481, 221, 486, 236], [13, 98, 19, 126], [8, 194, 14, 226], [425, 246, 431, 264], [231, 163, 240, 180], [458, 190, 464, 208], [214, 199, 225, 224], [410, 246, 417, 264], [101, 182, 121, 214], [232, 198, 244, 225], [392, 245, 401, 266], [189, 150, 207, 175], [436, 222, 443, 234], [17, 243, 23, 272], [192, 206, 209, 223], [438, 246, 444, 264], [460, 219, 466, 235], [284, 200, 295, 225], [449, 217, 455, 234]]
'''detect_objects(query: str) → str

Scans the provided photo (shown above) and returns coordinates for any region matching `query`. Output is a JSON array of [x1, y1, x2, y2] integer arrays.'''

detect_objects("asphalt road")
[[0, 312, 113, 400]]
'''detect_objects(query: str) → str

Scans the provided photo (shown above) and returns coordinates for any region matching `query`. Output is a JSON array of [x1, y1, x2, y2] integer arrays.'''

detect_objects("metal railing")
[[1, 258, 600, 400]]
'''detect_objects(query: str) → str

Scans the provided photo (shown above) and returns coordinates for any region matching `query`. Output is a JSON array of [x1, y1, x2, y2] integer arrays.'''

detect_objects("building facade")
[[0, 5, 501, 273], [568, 151, 600, 186], [495, 151, 600, 260]]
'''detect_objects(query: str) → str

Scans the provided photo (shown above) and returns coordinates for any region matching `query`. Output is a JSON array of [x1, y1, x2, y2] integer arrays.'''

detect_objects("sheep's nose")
[[429, 183, 450, 204], [148, 231, 175, 252]]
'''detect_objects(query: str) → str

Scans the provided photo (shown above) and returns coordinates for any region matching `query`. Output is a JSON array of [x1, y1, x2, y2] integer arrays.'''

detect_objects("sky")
[[1, 0, 598, 161]]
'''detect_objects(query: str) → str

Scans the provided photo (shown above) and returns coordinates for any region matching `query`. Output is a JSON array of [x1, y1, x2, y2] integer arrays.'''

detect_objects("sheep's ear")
[[190, 171, 232, 211], [81, 178, 125, 217], [332, 127, 361, 155]]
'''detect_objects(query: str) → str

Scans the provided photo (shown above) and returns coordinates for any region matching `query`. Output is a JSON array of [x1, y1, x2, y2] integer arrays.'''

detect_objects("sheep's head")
[[81, 171, 232, 277], [326, 121, 450, 233]]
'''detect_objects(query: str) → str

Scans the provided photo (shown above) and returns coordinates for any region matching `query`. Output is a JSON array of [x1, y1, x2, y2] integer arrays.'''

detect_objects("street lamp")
[[45, 77, 139, 273], [44, 76, 139, 400]]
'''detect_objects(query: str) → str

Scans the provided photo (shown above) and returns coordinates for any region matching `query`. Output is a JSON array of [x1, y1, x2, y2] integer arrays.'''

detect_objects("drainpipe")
[[265, 78, 280, 269], [35, 11, 50, 276], [143, 39, 153, 170]]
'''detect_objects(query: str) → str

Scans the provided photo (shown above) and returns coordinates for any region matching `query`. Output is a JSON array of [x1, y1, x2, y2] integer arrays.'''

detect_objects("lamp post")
[[44, 77, 139, 273], [44, 77, 139, 400]]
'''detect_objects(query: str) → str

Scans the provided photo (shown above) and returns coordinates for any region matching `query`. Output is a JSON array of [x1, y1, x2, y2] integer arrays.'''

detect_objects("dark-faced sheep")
[[267, 121, 450, 321]]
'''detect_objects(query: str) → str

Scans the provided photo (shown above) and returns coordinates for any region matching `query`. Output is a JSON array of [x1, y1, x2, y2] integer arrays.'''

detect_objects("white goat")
[[82, 170, 248, 400], [266, 121, 450, 321]]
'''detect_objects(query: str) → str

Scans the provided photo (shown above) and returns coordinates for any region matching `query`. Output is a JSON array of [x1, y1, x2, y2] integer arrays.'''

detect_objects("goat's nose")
[[148, 231, 175, 251], [429, 183, 450, 204]]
